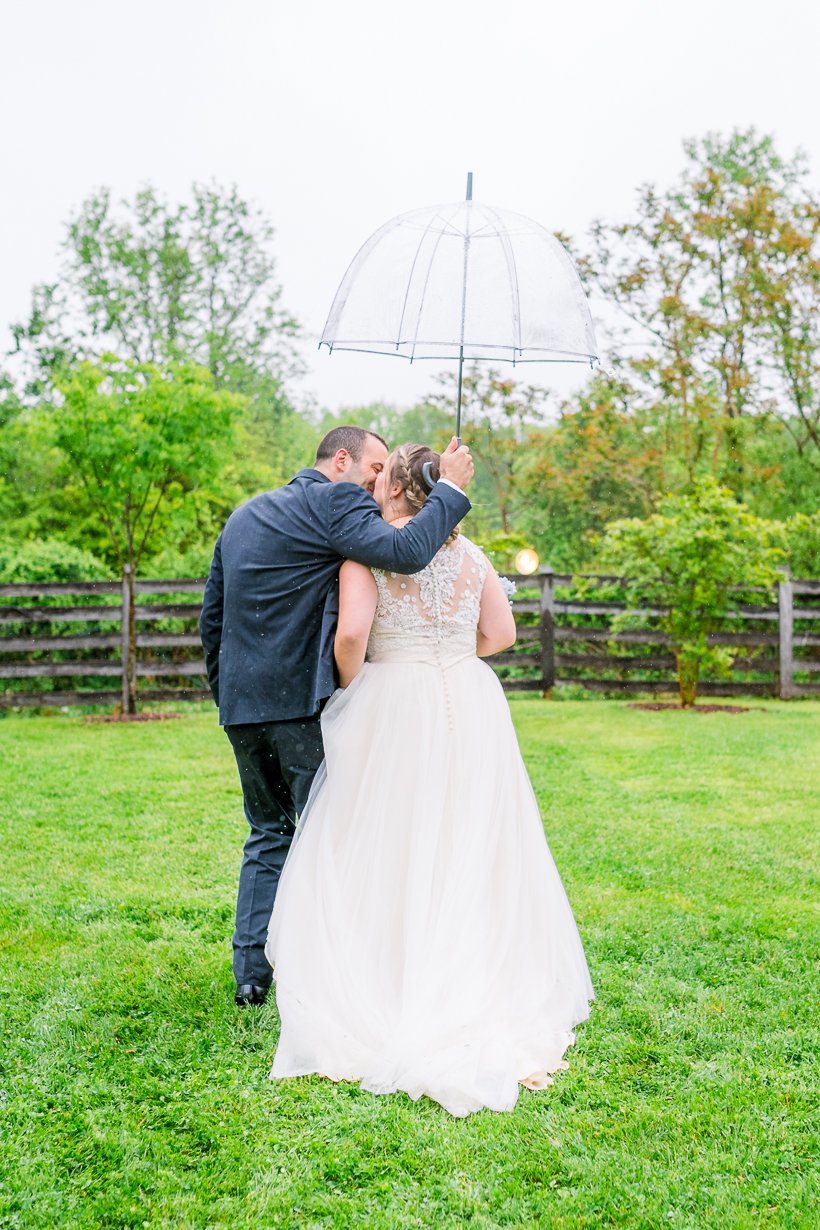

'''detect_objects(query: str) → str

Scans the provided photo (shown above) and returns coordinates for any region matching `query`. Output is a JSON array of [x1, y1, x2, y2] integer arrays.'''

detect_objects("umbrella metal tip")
[[466, 172, 473, 201]]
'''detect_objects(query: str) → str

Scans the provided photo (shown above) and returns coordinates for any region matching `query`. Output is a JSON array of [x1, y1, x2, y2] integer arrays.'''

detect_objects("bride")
[[265, 442, 593, 1117]]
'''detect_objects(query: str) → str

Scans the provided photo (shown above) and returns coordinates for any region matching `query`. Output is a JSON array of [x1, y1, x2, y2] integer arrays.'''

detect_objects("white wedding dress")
[[265, 536, 593, 1117]]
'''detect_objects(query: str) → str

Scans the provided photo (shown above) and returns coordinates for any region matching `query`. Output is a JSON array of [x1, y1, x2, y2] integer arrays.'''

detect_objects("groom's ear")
[[332, 449, 351, 474]]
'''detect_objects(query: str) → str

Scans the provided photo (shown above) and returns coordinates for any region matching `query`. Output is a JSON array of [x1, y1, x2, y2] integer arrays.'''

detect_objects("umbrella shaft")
[[456, 347, 464, 440]]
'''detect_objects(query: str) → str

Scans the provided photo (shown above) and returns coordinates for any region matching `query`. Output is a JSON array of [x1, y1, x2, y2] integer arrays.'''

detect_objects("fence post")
[[539, 566, 555, 698], [778, 574, 795, 700], [121, 566, 137, 714]]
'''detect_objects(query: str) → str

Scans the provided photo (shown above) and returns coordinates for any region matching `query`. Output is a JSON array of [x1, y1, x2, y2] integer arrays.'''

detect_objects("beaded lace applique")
[[370, 537, 488, 638]]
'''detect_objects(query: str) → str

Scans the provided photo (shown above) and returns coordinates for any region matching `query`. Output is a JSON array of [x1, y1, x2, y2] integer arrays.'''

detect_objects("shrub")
[[596, 480, 783, 706], [775, 512, 820, 579], [0, 538, 112, 584]]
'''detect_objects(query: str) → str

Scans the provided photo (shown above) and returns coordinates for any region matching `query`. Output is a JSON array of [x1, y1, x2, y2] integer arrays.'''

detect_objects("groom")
[[200, 425, 473, 1007]]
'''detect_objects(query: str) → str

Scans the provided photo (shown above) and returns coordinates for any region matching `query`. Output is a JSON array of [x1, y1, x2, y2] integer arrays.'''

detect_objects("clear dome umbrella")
[[320, 174, 598, 439]]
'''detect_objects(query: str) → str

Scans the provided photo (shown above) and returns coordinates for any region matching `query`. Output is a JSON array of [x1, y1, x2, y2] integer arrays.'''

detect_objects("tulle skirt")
[[266, 654, 593, 1117]]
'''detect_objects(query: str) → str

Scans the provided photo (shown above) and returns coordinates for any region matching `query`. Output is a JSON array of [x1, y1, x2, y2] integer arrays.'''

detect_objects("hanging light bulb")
[[514, 548, 540, 575]]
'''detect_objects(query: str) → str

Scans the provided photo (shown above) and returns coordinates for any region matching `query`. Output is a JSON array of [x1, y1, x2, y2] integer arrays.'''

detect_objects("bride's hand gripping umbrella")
[[427, 434, 473, 491]]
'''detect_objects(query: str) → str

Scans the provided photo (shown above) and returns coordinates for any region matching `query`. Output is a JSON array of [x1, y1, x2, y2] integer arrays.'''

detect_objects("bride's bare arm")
[[476, 567, 517, 657], [335, 561, 379, 687]]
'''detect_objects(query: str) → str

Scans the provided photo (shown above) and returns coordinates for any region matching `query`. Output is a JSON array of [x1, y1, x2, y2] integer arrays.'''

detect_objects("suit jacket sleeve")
[[326, 481, 471, 573], [199, 533, 224, 706]]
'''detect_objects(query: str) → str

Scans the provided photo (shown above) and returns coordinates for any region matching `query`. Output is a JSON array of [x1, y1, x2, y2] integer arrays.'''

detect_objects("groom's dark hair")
[[315, 425, 388, 462]]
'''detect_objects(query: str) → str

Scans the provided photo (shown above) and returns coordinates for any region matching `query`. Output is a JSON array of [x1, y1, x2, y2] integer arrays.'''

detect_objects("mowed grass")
[[0, 699, 817, 1229]]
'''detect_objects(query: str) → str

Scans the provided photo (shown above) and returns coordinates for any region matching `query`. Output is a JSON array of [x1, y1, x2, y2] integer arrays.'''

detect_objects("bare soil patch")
[[627, 702, 752, 714]]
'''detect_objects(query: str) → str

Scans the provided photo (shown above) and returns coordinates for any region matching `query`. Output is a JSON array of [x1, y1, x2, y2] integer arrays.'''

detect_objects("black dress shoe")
[[235, 983, 270, 1007]]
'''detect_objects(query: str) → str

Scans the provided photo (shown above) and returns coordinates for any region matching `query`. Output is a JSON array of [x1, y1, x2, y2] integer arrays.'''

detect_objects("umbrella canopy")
[[320, 179, 598, 436]]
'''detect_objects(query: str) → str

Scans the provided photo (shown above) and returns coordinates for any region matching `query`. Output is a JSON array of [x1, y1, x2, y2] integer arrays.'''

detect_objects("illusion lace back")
[[367, 534, 487, 663], [266, 535, 593, 1118]]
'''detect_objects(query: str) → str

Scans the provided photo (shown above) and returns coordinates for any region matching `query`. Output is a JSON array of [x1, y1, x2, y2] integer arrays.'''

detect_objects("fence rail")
[[486, 570, 819, 698], [1, 569, 818, 708]]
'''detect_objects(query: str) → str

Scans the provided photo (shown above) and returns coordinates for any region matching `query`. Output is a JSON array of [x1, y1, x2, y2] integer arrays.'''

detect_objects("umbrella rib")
[[397, 206, 464, 349], [404, 203, 464, 361], [395, 209, 453, 351], [482, 204, 523, 359]]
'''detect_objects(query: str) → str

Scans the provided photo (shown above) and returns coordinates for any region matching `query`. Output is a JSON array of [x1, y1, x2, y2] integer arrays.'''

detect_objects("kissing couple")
[[200, 426, 592, 1117]]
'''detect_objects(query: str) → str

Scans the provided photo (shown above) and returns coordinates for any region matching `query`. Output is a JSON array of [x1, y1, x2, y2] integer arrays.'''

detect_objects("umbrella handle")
[[423, 440, 462, 489]]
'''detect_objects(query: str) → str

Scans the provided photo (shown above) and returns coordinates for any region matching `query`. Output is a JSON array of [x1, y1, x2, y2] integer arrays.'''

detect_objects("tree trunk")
[[675, 650, 698, 707]]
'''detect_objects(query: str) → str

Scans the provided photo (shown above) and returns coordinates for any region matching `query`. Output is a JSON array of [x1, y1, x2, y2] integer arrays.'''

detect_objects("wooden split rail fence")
[[1, 570, 818, 707], [0, 575, 208, 709], [494, 571, 820, 700]]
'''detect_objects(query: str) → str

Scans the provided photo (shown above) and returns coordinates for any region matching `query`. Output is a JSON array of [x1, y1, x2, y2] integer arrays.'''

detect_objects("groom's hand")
[[438, 437, 474, 490]]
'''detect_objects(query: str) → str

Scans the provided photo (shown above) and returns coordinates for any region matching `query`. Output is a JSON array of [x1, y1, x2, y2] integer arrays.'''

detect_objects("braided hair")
[[389, 443, 460, 544]]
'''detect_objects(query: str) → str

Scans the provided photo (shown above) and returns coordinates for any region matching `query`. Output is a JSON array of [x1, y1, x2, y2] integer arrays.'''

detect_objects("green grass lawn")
[[1, 699, 817, 1229]]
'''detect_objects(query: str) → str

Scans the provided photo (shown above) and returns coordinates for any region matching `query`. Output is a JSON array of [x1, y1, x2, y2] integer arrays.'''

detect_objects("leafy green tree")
[[50, 357, 244, 711], [0, 379, 64, 542], [513, 129, 819, 572], [579, 129, 819, 493], [596, 480, 783, 706], [52, 358, 244, 573], [2, 184, 317, 577], [205, 394, 319, 537], [516, 373, 671, 569], [518, 373, 820, 572], [11, 183, 302, 406]]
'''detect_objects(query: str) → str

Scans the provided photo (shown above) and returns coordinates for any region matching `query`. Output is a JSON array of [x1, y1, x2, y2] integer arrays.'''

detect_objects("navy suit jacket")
[[199, 468, 471, 725]]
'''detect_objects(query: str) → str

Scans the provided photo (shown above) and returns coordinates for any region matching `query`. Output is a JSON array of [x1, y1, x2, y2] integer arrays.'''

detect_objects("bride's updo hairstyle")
[[390, 443, 460, 544]]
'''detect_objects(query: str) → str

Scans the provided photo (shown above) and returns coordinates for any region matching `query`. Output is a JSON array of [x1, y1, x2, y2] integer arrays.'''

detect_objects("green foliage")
[[0, 537, 111, 583], [531, 130, 819, 570], [1, 704, 817, 1226], [222, 396, 318, 506], [516, 374, 669, 569], [596, 480, 784, 705], [580, 128, 820, 492], [469, 529, 532, 573], [429, 366, 552, 539], [50, 358, 245, 573], [0, 396, 62, 539], [139, 541, 218, 582], [12, 184, 302, 405], [1, 379, 317, 568], [774, 510, 820, 577], [318, 399, 454, 448], [0, 368, 20, 423], [1, 183, 315, 581], [740, 415, 820, 519]]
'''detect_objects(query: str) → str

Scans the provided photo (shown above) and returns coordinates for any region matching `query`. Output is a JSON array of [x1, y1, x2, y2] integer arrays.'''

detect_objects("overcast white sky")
[[2, 0, 818, 412]]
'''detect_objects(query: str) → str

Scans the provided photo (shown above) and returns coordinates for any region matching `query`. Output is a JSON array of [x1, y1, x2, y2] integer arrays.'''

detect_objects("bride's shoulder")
[[458, 535, 488, 564], [452, 536, 490, 580]]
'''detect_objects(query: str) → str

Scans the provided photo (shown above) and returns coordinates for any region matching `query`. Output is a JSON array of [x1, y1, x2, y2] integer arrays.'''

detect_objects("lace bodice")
[[367, 536, 488, 663]]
